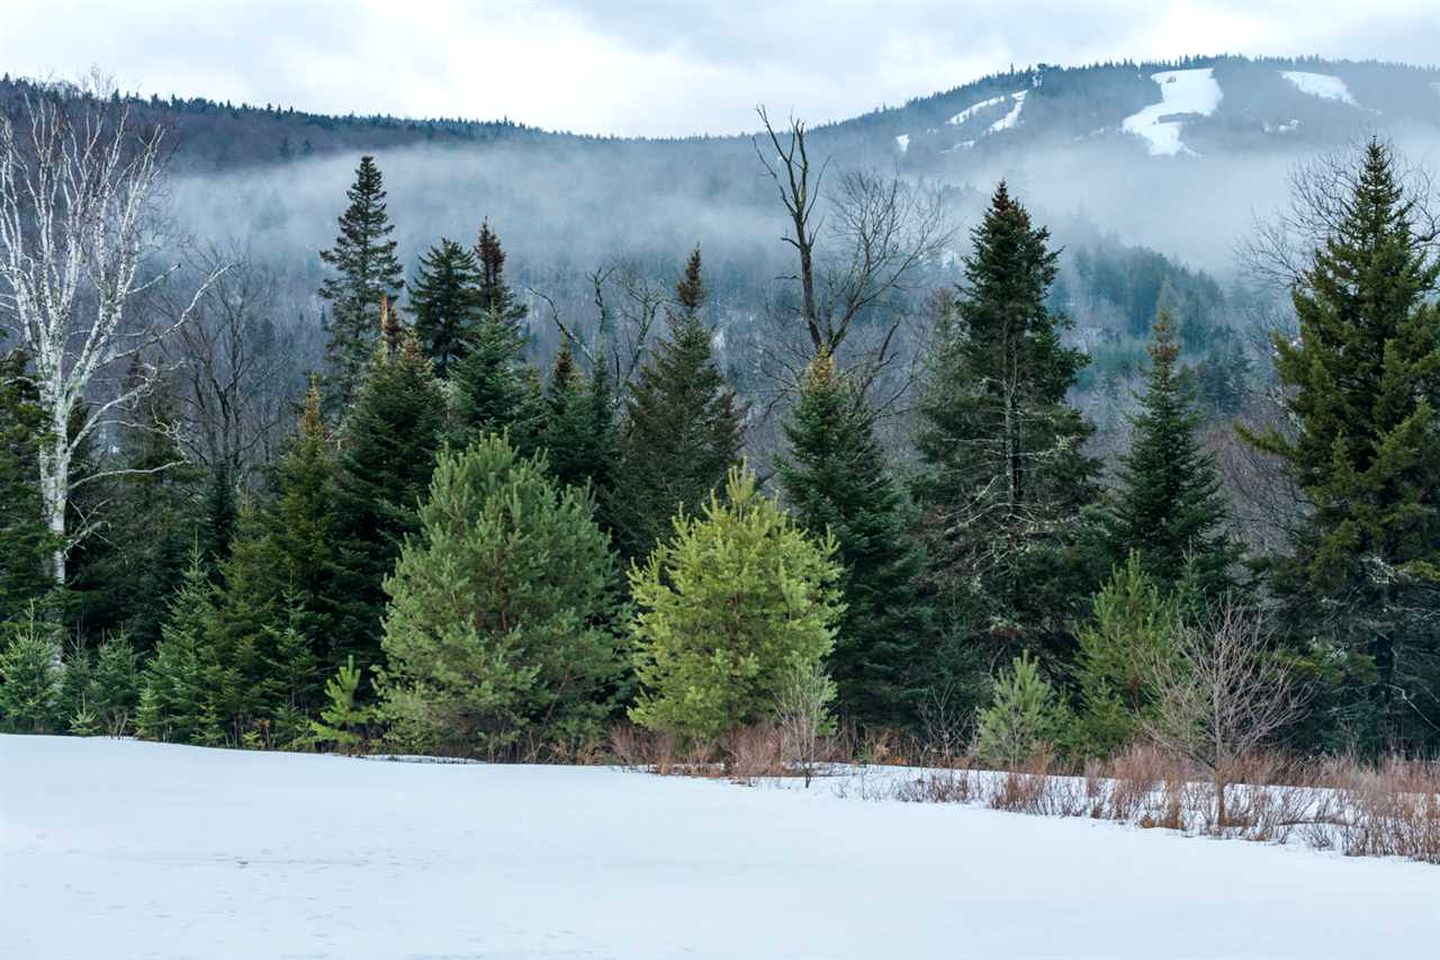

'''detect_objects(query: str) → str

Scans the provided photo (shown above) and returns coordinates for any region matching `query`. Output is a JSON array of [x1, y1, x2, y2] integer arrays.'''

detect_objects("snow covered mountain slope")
[[4, 735, 1439, 960]]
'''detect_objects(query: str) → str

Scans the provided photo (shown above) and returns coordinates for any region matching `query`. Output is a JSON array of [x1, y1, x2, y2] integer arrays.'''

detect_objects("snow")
[[1122, 67, 1223, 157], [945, 93, 1010, 126], [986, 91, 1027, 133], [894, 133, 910, 153], [6, 736, 1440, 960], [1282, 70, 1358, 105]]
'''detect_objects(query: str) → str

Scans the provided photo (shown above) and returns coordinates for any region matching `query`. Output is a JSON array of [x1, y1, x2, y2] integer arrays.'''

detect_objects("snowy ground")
[[4, 736, 1440, 960]]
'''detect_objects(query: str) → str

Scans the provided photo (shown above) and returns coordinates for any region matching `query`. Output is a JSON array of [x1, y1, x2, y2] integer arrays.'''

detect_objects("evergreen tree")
[[332, 316, 446, 671], [976, 651, 1069, 767], [1069, 554, 1181, 759], [378, 436, 620, 757], [0, 349, 50, 621], [1109, 312, 1235, 596], [319, 155, 405, 414], [209, 388, 341, 735], [87, 634, 141, 737], [409, 238, 484, 377], [611, 247, 743, 559], [628, 465, 843, 740], [137, 556, 223, 745], [448, 310, 543, 450], [914, 183, 1099, 677], [309, 655, 375, 751], [1245, 141, 1440, 751], [778, 351, 927, 729], [67, 370, 204, 648], [538, 345, 617, 496], [474, 220, 528, 325], [0, 607, 62, 733]]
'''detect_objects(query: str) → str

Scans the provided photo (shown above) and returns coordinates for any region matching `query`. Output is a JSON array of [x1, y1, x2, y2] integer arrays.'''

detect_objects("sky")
[[2, 0, 1438, 137]]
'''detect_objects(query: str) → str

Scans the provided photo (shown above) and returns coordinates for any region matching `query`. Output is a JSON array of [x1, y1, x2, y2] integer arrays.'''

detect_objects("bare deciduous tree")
[[1143, 602, 1304, 829], [754, 108, 947, 399], [774, 658, 836, 788], [0, 82, 221, 583]]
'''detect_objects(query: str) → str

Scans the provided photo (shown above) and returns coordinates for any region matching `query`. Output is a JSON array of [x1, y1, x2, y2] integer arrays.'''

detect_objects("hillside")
[[5, 735, 1440, 960]]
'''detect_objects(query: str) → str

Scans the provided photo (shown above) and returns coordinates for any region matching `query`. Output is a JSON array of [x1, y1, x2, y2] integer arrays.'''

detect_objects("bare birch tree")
[[0, 83, 218, 584]]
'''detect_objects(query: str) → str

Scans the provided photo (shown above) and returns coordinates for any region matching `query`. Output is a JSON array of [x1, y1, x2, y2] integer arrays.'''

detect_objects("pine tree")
[[976, 651, 1069, 767], [409, 238, 484, 377], [1245, 140, 1440, 751], [378, 436, 620, 757], [538, 345, 617, 495], [1109, 312, 1235, 596], [319, 155, 405, 414], [611, 247, 743, 559], [778, 352, 927, 729], [1069, 554, 1181, 759], [332, 314, 446, 671], [309, 655, 374, 751], [628, 465, 843, 740], [915, 183, 1099, 675], [0, 349, 51, 621]]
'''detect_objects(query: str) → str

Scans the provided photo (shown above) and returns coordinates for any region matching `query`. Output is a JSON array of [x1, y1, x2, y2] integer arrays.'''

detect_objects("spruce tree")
[[137, 556, 223, 745], [0, 349, 51, 621], [319, 155, 405, 414], [332, 312, 446, 670], [409, 237, 484, 377], [778, 351, 927, 729], [1109, 312, 1235, 596], [448, 307, 543, 450], [628, 465, 843, 740], [475, 220, 528, 325], [915, 183, 1099, 674], [209, 388, 341, 736], [0, 606, 62, 733], [610, 247, 743, 559], [378, 435, 621, 757], [1245, 140, 1440, 751], [538, 345, 617, 496]]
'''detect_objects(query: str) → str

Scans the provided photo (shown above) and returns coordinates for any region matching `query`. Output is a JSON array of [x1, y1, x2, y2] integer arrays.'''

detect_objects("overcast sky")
[[2, 1, 1437, 137]]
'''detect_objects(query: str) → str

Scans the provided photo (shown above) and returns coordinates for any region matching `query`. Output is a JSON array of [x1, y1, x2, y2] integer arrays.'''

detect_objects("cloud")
[[1, 0, 1436, 136]]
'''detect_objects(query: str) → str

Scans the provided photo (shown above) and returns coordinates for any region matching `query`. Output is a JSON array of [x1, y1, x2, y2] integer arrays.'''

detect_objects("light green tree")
[[628, 465, 843, 740]]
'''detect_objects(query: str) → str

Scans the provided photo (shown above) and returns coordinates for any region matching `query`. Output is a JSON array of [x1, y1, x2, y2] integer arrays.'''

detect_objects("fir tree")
[[0, 606, 62, 733], [1245, 141, 1440, 751], [332, 313, 446, 671], [409, 238, 484, 377], [778, 351, 927, 729], [914, 183, 1099, 675], [628, 465, 843, 740], [319, 155, 405, 414], [1109, 312, 1235, 595], [610, 247, 743, 559], [137, 556, 223, 745], [378, 436, 620, 757]]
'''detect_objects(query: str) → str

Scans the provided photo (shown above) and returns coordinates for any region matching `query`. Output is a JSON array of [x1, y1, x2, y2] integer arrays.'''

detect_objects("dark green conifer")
[[409, 238, 484, 377]]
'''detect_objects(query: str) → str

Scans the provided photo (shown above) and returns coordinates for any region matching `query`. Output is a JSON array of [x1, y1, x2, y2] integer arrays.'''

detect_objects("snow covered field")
[[4, 736, 1440, 960]]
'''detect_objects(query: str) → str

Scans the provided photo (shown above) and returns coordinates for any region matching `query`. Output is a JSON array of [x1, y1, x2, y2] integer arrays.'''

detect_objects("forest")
[[2, 77, 1439, 778]]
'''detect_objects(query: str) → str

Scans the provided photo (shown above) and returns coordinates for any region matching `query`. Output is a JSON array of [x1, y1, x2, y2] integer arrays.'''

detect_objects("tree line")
[[2, 86, 1438, 764]]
